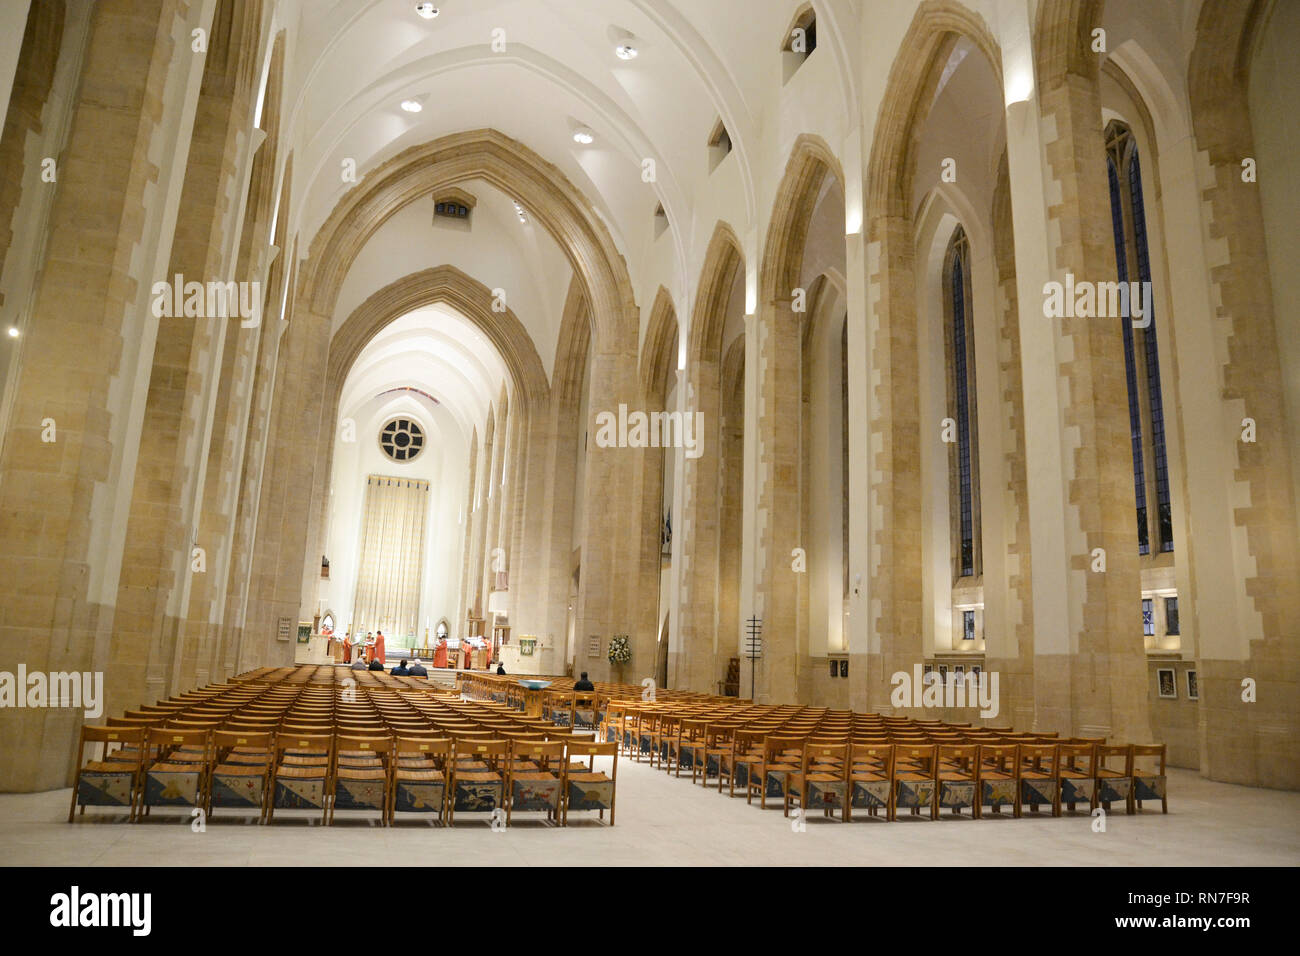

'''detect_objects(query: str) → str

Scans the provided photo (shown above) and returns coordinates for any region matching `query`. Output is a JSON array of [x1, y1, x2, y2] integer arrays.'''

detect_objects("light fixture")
[[615, 44, 638, 60], [400, 99, 422, 113], [414, 3, 439, 19], [6, 327, 18, 338], [513, 200, 527, 223], [572, 126, 594, 145]]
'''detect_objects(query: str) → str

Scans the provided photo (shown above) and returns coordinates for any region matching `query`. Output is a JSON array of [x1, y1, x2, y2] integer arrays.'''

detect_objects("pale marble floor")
[[4, 761, 1296, 866]]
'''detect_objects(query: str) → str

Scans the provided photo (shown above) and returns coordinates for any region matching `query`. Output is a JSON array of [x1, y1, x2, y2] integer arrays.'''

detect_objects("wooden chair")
[[448, 739, 508, 825], [68, 726, 146, 822], [390, 736, 451, 826], [1095, 744, 1134, 813], [786, 741, 849, 820], [329, 735, 392, 825], [847, 742, 894, 822], [1058, 742, 1098, 813], [267, 732, 333, 825], [207, 730, 274, 822], [749, 735, 803, 809], [976, 743, 1020, 818], [1131, 744, 1167, 814], [562, 740, 618, 826], [1019, 742, 1061, 816], [893, 743, 938, 819], [137, 727, 211, 822], [936, 743, 979, 819], [507, 740, 566, 826]]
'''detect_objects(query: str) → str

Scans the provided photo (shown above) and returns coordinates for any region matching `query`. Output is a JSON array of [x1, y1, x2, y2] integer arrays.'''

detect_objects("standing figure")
[[342, 630, 352, 664], [433, 637, 448, 669], [374, 630, 386, 667]]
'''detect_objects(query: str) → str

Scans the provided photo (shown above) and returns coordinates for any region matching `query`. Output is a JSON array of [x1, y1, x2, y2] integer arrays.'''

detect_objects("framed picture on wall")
[[1157, 667, 1177, 699], [1186, 669, 1199, 700], [839, 659, 848, 678]]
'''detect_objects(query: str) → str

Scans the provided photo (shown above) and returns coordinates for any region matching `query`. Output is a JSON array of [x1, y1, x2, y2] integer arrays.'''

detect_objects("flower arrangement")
[[607, 634, 631, 665]]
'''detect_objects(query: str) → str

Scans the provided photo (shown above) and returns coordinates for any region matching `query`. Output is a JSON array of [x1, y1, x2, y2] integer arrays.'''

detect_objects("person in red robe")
[[461, 639, 472, 670], [342, 631, 352, 664], [374, 630, 386, 666], [433, 638, 448, 669]]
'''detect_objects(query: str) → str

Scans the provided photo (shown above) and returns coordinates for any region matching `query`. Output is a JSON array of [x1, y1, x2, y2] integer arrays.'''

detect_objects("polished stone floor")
[[3, 759, 1297, 866]]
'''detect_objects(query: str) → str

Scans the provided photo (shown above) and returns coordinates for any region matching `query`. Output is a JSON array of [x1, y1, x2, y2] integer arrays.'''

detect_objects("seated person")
[[496, 662, 506, 675], [391, 659, 411, 676], [407, 659, 428, 677], [573, 671, 595, 692], [367, 657, 384, 672], [350, 656, 368, 671]]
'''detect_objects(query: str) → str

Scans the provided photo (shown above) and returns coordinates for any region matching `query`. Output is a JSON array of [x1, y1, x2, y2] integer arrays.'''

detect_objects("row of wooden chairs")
[[68, 673, 621, 826], [598, 702, 1167, 820], [69, 725, 618, 827]]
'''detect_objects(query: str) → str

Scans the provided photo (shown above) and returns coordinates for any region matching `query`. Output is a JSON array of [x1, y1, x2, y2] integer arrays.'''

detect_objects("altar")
[[498, 634, 556, 676]]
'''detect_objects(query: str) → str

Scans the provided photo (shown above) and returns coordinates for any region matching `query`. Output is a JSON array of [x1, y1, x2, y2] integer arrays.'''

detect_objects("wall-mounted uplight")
[[572, 126, 595, 145], [400, 99, 423, 113], [615, 44, 638, 60], [414, 3, 440, 19], [513, 200, 528, 223], [6, 327, 18, 338]]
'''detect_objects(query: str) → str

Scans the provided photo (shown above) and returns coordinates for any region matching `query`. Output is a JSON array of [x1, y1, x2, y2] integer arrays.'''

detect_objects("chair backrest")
[[511, 739, 567, 768], [895, 743, 938, 775], [1131, 743, 1166, 774], [976, 743, 1019, 776], [79, 725, 146, 758], [394, 736, 452, 761], [212, 730, 273, 756], [147, 727, 210, 755], [1096, 744, 1132, 775], [275, 733, 334, 758], [1019, 742, 1059, 775], [802, 741, 849, 772], [453, 738, 510, 760], [937, 742, 979, 773], [1058, 742, 1096, 774], [335, 735, 393, 756]]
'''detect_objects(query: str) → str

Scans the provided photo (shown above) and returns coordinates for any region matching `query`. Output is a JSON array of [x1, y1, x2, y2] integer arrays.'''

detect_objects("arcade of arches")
[[0, 0, 1296, 807]]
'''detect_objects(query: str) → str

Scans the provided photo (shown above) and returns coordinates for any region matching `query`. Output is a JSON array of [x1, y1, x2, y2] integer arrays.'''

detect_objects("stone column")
[[0, 0, 215, 789], [573, 341, 641, 683], [864, 215, 924, 714], [1000, 3, 1149, 742], [754, 298, 802, 704], [677, 356, 723, 693]]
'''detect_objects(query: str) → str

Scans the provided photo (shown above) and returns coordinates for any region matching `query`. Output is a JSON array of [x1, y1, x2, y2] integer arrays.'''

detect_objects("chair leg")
[[67, 774, 79, 823]]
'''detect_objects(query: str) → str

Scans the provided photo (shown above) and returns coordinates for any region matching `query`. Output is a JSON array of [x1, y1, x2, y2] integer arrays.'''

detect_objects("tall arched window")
[[1105, 120, 1172, 555], [944, 227, 981, 579]]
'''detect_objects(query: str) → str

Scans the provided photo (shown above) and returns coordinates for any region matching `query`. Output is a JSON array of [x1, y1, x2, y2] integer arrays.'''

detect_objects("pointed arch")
[[866, 0, 1002, 223], [759, 135, 843, 303], [689, 222, 745, 363], [639, 286, 679, 403], [299, 128, 637, 349]]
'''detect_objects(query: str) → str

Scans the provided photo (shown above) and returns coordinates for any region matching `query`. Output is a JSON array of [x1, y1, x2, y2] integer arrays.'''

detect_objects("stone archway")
[[249, 129, 644, 672], [674, 223, 743, 693], [753, 136, 842, 704], [859, 3, 1005, 714]]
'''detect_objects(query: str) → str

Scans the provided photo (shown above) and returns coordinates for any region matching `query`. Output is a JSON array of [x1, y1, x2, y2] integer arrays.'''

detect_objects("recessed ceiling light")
[[6, 327, 18, 338], [414, 3, 439, 19], [573, 127, 594, 145], [615, 44, 638, 60], [400, 99, 423, 113]]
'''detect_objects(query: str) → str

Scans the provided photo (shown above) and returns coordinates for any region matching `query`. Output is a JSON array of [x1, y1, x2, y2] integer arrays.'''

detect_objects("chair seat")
[[276, 764, 325, 779], [457, 771, 502, 783], [396, 768, 445, 782], [82, 760, 134, 774], [337, 766, 386, 781], [213, 762, 265, 776], [148, 760, 202, 774]]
